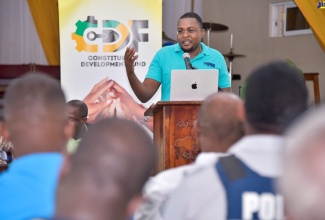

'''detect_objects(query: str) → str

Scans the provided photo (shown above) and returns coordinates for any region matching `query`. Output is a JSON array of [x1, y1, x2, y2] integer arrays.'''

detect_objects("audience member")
[[66, 100, 88, 154], [279, 106, 325, 220], [133, 92, 244, 220], [0, 136, 13, 164], [0, 73, 72, 220], [163, 60, 308, 220], [55, 118, 156, 220], [0, 115, 13, 163]]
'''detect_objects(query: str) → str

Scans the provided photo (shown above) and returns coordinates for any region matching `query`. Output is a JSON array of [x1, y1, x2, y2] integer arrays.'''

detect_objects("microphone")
[[183, 52, 224, 92], [183, 53, 195, 70]]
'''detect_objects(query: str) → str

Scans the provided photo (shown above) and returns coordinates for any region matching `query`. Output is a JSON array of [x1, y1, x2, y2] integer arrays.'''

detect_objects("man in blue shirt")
[[124, 12, 231, 102], [0, 73, 72, 220]]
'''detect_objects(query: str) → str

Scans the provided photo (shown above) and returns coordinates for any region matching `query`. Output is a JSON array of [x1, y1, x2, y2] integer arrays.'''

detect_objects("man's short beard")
[[182, 46, 193, 53], [181, 44, 199, 53]]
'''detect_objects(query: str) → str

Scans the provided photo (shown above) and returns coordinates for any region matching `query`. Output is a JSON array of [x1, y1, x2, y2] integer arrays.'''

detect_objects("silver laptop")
[[170, 69, 219, 101]]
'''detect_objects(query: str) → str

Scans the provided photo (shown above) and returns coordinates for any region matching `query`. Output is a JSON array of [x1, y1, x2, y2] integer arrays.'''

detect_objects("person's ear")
[[82, 117, 87, 124], [126, 194, 144, 218], [201, 28, 205, 39]]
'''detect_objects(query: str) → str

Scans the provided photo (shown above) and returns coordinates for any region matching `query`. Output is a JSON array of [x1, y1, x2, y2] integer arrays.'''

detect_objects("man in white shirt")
[[133, 92, 245, 220], [163, 61, 308, 220]]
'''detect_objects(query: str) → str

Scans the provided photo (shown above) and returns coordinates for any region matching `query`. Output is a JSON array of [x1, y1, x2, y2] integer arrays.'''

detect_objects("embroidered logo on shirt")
[[204, 62, 215, 68]]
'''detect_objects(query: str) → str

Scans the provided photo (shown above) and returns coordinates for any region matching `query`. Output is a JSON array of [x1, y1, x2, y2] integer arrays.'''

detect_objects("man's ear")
[[201, 28, 206, 39], [126, 194, 144, 218]]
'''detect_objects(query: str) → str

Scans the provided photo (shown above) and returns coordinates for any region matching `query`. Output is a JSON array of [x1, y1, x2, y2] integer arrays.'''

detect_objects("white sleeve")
[[134, 166, 189, 220], [162, 165, 227, 220]]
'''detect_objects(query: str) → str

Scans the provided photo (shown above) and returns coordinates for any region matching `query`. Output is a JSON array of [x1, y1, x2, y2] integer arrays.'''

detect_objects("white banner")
[[59, 0, 162, 123]]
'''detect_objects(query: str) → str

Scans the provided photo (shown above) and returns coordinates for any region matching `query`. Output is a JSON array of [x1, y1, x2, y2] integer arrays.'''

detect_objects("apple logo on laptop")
[[191, 82, 197, 89]]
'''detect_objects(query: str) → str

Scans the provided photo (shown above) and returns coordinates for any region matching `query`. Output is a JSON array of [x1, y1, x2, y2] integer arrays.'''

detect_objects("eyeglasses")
[[68, 116, 87, 122], [177, 28, 199, 36]]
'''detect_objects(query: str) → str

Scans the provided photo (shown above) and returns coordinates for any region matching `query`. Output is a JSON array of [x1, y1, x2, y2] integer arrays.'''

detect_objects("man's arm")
[[124, 47, 160, 103]]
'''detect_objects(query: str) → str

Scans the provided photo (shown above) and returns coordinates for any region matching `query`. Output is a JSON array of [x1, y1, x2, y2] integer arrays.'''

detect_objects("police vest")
[[215, 155, 284, 220]]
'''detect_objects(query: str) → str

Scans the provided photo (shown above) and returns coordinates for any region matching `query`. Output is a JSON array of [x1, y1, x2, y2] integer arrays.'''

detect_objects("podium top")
[[144, 101, 202, 116]]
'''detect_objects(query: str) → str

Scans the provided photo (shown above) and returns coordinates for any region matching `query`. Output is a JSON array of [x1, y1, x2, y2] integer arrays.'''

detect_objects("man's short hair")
[[56, 118, 156, 218], [245, 61, 308, 134], [69, 118, 156, 199], [67, 100, 88, 119], [4, 72, 66, 125], [179, 12, 203, 29]]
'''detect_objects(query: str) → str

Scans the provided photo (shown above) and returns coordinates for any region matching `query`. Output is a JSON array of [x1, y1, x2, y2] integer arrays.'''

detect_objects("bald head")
[[56, 118, 156, 220], [280, 107, 325, 220], [3, 73, 68, 156], [197, 93, 244, 152]]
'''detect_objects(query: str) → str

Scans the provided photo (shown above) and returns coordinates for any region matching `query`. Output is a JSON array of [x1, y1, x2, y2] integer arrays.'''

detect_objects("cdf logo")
[[72, 16, 148, 52]]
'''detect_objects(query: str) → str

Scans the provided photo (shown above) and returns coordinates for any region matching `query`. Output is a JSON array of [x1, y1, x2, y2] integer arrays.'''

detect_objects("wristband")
[[139, 116, 150, 125]]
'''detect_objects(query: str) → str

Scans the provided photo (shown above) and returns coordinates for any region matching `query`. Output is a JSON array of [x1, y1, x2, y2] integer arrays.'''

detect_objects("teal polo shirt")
[[145, 42, 231, 101], [0, 153, 63, 220]]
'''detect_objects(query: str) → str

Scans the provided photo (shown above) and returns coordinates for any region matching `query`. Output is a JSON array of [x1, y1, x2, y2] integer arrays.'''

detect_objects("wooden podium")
[[145, 101, 202, 174]]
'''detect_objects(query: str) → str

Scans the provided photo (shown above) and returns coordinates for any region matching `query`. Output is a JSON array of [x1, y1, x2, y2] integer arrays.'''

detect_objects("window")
[[270, 1, 312, 37]]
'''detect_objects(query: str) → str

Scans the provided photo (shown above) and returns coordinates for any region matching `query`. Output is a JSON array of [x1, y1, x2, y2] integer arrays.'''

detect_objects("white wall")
[[201, 0, 325, 104], [163, 0, 202, 42]]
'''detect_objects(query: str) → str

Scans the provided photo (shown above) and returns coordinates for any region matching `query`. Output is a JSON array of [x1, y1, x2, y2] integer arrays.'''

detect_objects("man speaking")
[[124, 12, 231, 102]]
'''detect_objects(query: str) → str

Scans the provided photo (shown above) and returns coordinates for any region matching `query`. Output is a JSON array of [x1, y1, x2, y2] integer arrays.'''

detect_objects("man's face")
[[177, 17, 204, 53]]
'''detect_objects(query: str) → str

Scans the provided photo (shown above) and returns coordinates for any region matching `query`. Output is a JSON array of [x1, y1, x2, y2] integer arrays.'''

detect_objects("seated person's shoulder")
[[184, 152, 230, 176]]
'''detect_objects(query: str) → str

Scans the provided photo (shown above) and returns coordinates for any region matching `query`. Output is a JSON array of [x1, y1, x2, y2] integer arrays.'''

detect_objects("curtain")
[[295, 0, 325, 51], [27, 0, 60, 65], [0, 0, 47, 64]]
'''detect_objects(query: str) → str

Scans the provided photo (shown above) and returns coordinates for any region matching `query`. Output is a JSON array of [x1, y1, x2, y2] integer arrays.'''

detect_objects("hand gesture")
[[124, 47, 138, 76], [115, 98, 131, 119], [112, 80, 146, 120], [83, 77, 114, 123]]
